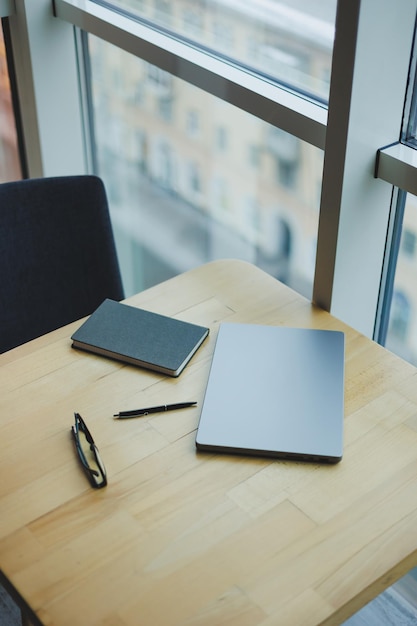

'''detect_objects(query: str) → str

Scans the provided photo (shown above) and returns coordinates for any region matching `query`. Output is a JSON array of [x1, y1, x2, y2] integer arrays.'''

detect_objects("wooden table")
[[2, 259, 417, 626]]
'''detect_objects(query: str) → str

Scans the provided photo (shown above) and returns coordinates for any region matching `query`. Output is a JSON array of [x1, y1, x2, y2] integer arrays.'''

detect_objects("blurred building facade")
[[89, 0, 329, 298]]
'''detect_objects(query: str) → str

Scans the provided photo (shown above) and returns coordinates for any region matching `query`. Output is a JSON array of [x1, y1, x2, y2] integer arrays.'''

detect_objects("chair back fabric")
[[0, 175, 124, 353]]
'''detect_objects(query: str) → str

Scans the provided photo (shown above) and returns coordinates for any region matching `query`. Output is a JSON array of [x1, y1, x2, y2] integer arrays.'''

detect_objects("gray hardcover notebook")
[[196, 323, 344, 463], [71, 299, 209, 377]]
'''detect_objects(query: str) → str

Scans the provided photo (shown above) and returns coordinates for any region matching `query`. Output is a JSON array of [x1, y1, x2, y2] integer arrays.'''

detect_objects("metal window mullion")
[[376, 142, 417, 195], [313, 0, 416, 338]]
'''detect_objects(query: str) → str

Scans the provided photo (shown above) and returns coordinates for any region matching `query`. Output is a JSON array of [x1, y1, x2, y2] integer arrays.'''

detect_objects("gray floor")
[[0, 584, 22, 626], [2, 580, 417, 625], [345, 586, 417, 625]]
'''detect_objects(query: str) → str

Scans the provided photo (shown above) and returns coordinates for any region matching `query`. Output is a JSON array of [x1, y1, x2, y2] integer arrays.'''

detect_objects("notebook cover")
[[71, 299, 209, 377], [196, 323, 344, 462]]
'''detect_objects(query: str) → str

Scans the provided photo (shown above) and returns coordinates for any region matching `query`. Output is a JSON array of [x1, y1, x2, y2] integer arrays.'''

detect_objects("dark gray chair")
[[0, 175, 124, 353]]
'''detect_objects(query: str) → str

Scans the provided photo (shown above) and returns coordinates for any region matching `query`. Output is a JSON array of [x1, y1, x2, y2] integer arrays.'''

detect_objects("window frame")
[[4, 0, 87, 176], [314, 0, 415, 336], [3, 0, 417, 340]]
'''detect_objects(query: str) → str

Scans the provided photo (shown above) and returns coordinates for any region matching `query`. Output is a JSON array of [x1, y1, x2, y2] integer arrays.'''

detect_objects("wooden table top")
[[1, 259, 417, 626]]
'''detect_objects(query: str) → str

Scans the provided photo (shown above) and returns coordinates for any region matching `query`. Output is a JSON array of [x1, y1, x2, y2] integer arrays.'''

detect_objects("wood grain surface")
[[1, 259, 417, 626]]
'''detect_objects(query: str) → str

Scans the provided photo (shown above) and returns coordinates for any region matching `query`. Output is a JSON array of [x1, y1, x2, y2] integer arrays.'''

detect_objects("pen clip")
[[114, 409, 148, 418]]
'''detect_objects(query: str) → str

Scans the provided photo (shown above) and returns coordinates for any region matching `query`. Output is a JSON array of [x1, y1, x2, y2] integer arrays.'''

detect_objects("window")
[[187, 160, 201, 194], [93, 0, 337, 102], [87, 36, 323, 296], [375, 21, 417, 370], [185, 109, 200, 138], [215, 126, 227, 152], [23, 0, 408, 336]]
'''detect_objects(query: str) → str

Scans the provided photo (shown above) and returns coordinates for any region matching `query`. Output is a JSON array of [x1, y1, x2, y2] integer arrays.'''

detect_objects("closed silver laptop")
[[196, 323, 344, 463]]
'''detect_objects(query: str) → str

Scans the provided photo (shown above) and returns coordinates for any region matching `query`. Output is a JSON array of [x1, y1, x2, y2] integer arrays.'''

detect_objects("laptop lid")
[[196, 323, 344, 463]]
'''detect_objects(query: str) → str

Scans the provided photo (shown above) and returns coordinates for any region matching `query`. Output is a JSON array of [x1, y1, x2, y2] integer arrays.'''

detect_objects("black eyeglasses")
[[71, 413, 107, 489]]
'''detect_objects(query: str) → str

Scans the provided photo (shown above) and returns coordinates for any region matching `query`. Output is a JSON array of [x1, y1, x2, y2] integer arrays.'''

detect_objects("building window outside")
[[276, 158, 298, 190], [248, 145, 260, 169], [215, 126, 227, 152], [187, 160, 201, 194], [390, 291, 411, 341], [158, 96, 173, 122], [186, 109, 200, 139], [401, 229, 416, 258]]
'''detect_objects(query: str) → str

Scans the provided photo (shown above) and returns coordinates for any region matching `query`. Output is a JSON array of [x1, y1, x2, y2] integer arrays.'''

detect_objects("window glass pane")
[[93, 0, 336, 102], [0, 25, 21, 182], [88, 35, 323, 297], [385, 193, 417, 366]]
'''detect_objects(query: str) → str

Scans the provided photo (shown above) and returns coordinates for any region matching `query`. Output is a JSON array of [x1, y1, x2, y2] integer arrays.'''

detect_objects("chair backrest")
[[0, 175, 124, 353]]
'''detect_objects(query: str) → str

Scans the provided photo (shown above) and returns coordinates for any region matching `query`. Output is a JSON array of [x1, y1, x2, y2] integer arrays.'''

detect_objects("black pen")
[[114, 401, 197, 419]]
